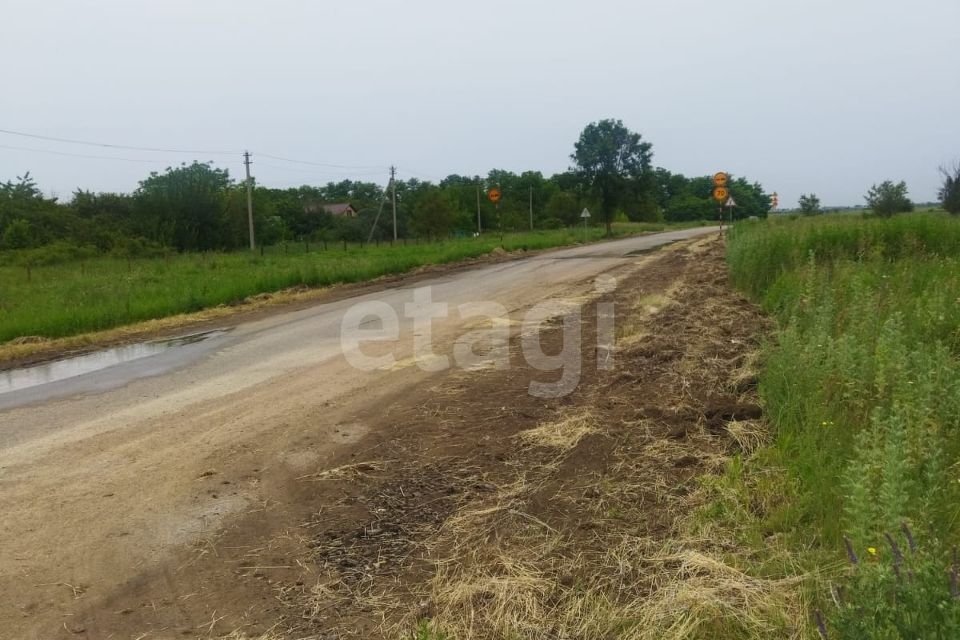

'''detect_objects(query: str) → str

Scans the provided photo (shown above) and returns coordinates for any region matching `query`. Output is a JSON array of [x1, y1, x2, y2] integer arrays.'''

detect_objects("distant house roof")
[[322, 203, 356, 216]]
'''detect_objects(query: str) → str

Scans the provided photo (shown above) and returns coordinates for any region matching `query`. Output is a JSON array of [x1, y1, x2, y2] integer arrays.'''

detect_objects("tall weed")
[[726, 214, 960, 637]]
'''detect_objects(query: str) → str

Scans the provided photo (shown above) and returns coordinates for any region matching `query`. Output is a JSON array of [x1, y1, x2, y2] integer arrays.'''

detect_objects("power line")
[[254, 161, 387, 177], [256, 152, 386, 171], [0, 127, 238, 155], [0, 142, 180, 164], [0, 126, 397, 175]]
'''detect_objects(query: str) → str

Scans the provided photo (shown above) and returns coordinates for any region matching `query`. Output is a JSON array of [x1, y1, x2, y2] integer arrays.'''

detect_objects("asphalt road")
[[0, 226, 715, 637]]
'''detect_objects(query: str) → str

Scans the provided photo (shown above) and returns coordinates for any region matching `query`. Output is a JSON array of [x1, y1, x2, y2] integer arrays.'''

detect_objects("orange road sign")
[[713, 172, 728, 187], [713, 186, 728, 201], [487, 187, 502, 204]]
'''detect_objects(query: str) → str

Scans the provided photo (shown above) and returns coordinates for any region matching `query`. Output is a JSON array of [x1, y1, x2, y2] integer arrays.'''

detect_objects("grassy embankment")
[[716, 213, 960, 637], [0, 222, 701, 344]]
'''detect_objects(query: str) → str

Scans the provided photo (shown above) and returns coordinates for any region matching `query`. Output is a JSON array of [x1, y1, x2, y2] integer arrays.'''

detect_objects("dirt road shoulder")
[[25, 234, 789, 639]]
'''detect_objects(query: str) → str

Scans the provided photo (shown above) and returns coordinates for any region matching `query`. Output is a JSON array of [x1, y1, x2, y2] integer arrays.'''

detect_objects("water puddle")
[[0, 330, 227, 395]]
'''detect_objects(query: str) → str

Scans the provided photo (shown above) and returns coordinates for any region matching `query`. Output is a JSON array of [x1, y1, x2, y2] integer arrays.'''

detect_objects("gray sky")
[[1, 0, 958, 207]]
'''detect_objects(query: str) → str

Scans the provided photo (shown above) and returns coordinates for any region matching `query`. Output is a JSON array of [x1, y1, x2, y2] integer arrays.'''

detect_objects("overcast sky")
[[1, 0, 957, 207]]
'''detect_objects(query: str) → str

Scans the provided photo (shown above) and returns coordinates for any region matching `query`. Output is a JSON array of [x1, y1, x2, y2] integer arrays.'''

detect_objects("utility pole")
[[243, 151, 255, 250], [476, 181, 482, 234], [529, 185, 533, 230], [366, 168, 392, 244], [390, 165, 397, 241]]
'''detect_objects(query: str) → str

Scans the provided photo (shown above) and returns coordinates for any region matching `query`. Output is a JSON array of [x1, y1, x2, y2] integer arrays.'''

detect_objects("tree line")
[[0, 120, 775, 257], [795, 163, 960, 218]]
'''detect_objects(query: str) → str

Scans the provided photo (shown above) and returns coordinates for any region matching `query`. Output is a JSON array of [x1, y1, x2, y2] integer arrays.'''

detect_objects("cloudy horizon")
[[2, 0, 957, 208]]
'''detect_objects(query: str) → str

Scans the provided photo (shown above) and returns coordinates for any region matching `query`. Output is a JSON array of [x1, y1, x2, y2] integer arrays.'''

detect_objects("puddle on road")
[[0, 330, 226, 395]]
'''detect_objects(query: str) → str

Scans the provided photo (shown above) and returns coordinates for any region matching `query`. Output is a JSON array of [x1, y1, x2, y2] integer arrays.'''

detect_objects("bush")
[[2, 218, 32, 249], [865, 180, 913, 217], [798, 193, 821, 215]]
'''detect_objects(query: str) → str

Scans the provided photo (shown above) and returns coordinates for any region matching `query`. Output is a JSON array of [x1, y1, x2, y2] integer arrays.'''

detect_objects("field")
[[722, 212, 960, 637], [0, 222, 697, 344]]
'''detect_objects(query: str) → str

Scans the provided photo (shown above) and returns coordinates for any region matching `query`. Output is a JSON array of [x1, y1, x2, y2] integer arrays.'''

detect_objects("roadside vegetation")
[[724, 212, 960, 637], [0, 120, 772, 258], [0, 222, 702, 343], [0, 118, 771, 346]]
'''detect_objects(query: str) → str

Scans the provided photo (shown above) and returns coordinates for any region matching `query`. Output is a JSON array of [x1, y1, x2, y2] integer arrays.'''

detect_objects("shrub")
[[2, 218, 32, 249], [865, 180, 913, 217]]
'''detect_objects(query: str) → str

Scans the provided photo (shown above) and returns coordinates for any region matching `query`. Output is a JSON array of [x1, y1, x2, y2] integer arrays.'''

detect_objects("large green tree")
[[411, 187, 456, 239], [544, 191, 581, 227], [134, 162, 233, 250], [726, 177, 772, 219], [571, 119, 653, 235]]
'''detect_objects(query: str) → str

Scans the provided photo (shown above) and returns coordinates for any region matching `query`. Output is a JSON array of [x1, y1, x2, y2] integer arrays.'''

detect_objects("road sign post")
[[488, 188, 503, 244], [713, 173, 729, 232], [580, 208, 591, 242], [725, 195, 737, 228]]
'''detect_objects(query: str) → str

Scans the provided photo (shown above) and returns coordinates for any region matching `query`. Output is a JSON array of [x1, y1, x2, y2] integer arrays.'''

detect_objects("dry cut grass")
[[516, 411, 598, 450], [392, 237, 807, 640]]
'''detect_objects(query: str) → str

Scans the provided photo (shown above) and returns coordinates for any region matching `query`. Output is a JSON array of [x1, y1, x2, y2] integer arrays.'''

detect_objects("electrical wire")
[[0, 126, 423, 184], [0, 142, 188, 164], [255, 161, 387, 178], [256, 152, 387, 171], [0, 127, 239, 155]]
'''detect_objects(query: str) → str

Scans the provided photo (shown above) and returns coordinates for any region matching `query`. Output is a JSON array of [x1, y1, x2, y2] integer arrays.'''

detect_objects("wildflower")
[[814, 610, 829, 639], [867, 547, 877, 556], [843, 536, 859, 565], [952, 547, 959, 599], [901, 523, 916, 552], [884, 532, 904, 564]]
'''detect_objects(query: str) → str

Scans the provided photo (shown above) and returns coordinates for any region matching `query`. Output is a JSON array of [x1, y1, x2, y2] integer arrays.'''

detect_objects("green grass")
[[0, 222, 700, 343], [721, 212, 960, 637], [728, 212, 960, 300]]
